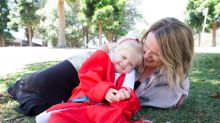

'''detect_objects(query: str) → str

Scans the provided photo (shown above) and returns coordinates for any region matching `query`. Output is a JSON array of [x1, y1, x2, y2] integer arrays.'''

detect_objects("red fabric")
[[69, 50, 115, 102], [115, 74, 126, 89], [48, 91, 141, 123], [47, 50, 142, 123]]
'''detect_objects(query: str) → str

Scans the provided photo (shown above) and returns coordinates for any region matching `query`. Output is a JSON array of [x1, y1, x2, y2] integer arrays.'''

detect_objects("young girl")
[[36, 38, 150, 123]]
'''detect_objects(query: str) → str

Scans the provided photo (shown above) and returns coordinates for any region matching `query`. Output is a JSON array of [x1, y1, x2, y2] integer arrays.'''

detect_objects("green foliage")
[[185, 0, 220, 32], [113, 0, 142, 38], [7, 0, 44, 46], [80, 0, 142, 42], [93, 5, 114, 21], [36, 9, 58, 47], [4, 31, 15, 45], [215, 2, 220, 16], [83, 0, 100, 19], [6, 0, 141, 47], [0, 0, 13, 46], [93, 0, 125, 32], [92, 5, 116, 31], [13, 0, 41, 27], [0, 0, 10, 35], [36, 3, 84, 47], [202, 0, 220, 22], [186, 13, 203, 33], [185, 0, 205, 33], [65, 9, 84, 47]]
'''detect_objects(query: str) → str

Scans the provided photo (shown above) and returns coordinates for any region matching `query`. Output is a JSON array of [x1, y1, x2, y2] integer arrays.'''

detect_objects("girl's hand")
[[105, 88, 119, 102], [115, 88, 131, 101]]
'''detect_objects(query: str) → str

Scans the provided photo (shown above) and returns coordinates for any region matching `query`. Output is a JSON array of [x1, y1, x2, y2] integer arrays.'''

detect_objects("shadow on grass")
[[0, 61, 59, 123]]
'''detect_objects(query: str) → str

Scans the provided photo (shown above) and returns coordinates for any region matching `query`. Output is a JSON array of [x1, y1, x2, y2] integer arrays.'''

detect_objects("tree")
[[65, 0, 85, 48], [91, 0, 126, 46], [93, 5, 114, 46], [57, 0, 66, 48], [91, 0, 141, 45], [186, 0, 220, 47], [185, 0, 204, 46], [36, 1, 84, 47], [64, 2, 84, 47], [202, 0, 220, 47], [112, 0, 143, 41], [9, 0, 42, 46], [82, 0, 101, 47], [0, 0, 10, 47], [104, 0, 126, 42]]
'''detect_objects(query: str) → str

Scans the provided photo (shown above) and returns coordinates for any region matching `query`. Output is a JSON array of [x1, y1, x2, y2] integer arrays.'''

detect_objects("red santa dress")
[[37, 50, 147, 123]]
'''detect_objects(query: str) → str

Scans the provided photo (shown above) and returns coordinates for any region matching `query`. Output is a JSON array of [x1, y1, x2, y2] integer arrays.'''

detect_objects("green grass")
[[0, 54, 220, 123], [0, 61, 59, 123]]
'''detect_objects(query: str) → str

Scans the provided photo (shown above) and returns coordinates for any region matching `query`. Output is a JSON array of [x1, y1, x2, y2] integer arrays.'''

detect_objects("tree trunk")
[[57, 0, 66, 48], [27, 26, 32, 46], [0, 36, 2, 46], [98, 21, 102, 46], [0, 35, 4, 47], [211, 21, 217, 47], [2, 36, 5, 47], [198, 32, 201, 47], [114, 34, 118, 42], [107, 31, 113, 43], [83, 26, 89, 48]]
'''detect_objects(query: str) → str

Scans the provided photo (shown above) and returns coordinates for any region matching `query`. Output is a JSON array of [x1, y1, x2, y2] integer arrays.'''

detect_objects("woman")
[[100, 17, 194, 108], [133, 17, 194, 108], [7, 17, 194, 116]]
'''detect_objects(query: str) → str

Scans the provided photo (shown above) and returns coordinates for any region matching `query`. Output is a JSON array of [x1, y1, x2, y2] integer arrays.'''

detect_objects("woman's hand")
[[99, 43, 117, 53], [176, 94, 186, 108], [115, 88, 131, 101], [105, 88, 119, 102]]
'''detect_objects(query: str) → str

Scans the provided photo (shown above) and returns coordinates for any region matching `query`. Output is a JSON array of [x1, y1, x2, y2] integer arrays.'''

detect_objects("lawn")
[[0, 53, 220, 123]]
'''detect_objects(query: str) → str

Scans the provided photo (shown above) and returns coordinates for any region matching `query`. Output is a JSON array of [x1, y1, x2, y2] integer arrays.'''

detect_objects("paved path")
[[0, 47, 219, 77], [195, 47, 220, 53], [0, 47, 95, 77]]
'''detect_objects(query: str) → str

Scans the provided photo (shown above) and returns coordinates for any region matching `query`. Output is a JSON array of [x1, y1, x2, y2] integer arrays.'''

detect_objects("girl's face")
[[143, 32, 162, 68], [112, 49, 139, 74]]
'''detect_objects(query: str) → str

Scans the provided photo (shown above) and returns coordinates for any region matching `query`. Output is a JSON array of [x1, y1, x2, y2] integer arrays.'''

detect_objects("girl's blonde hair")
[[142, 17, 194, 88], [114, 37, 144, 73]]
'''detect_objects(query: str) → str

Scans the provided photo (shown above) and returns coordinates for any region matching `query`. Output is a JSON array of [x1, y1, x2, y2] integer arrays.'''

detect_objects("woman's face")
[[143, 32, 162, 68]]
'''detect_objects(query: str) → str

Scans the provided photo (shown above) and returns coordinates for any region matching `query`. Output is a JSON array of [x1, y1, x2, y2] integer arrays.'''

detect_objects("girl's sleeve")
[[76, 50, 116, 102]]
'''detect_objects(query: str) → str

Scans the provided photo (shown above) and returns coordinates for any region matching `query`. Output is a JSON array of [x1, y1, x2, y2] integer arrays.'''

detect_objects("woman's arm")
[[176, 94, 187, 107], [176, 76, 190, 107], [99, 43, 117, 53]]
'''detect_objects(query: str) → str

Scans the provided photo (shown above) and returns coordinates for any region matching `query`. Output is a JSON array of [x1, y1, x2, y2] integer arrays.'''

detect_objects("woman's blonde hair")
[[114, 37, 144, 73], [142, 17, 194, 87]]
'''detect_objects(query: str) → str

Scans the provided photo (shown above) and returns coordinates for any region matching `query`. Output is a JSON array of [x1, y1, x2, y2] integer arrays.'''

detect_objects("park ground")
[[0, 47, 220, 123]]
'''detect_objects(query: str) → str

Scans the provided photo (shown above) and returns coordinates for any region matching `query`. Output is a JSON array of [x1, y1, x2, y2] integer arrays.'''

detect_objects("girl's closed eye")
[[122, 55, 126, 59]]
